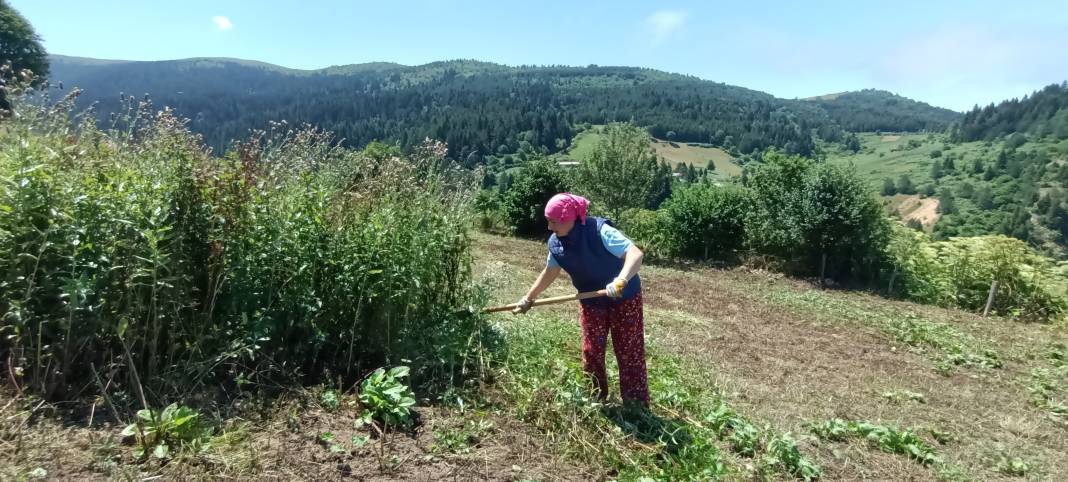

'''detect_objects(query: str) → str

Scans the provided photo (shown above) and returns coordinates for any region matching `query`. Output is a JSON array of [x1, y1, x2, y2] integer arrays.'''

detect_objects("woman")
[[513, 193, 648, 406]]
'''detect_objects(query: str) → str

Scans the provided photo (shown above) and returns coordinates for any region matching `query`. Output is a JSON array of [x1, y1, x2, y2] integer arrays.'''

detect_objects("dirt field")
[[890, 194, 942, 229]]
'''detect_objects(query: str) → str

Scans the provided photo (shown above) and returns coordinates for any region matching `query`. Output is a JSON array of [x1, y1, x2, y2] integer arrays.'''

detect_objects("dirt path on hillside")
[[475, 234, 1068, 481], [894, 195, 941, 228]]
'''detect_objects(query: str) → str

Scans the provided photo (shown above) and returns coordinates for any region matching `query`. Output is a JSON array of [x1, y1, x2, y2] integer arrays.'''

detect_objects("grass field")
[[6, 233, 1067, 480], [562, 126, 742, 178], [650, 139, 741, 176], [826, 133, 950, 188]]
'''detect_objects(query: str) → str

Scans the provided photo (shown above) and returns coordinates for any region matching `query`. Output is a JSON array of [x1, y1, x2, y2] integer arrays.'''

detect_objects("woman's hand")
[[512, 296, 533, 314], [605, 277, 627, 298]]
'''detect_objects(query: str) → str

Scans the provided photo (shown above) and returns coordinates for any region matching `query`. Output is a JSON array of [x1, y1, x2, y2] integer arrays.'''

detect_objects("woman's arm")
[[606, 245, 644, 298], [617, 245, 644, 281], [523, 266, 562, 301], [513, 266, 561, 314]]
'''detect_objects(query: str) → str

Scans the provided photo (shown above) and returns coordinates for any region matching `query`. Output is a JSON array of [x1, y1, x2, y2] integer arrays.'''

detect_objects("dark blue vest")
[[548, 217, 641, 307]]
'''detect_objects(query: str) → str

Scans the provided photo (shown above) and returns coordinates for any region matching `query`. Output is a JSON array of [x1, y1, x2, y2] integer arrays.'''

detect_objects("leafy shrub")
[[810, 418, 849, 441], [615, 208, 667, 258], [359, 366, 417, 428], [499, 159, 570, 237], [745, 150, 889, 280], [997, 456, 1032, 476], [320, 389, 340, 410], [121, 404, 212, 460], [0, 91, 487, 402], [763, 432, 821, 481], [883, 226, 1067, 320], [658, 182, 751, 260]]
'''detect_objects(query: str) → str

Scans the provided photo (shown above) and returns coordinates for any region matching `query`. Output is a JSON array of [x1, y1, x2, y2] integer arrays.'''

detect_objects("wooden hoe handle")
[[481, 290, 607, 313]]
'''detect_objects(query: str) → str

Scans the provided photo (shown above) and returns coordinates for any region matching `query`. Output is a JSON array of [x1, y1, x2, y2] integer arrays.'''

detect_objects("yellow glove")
[[605, 277, 627, 298], [512, 297, 533, 315]]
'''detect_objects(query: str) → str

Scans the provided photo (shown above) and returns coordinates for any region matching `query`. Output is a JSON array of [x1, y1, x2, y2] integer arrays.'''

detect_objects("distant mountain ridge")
[[806, 89, 961, 132], [47, 55, 960, 163]]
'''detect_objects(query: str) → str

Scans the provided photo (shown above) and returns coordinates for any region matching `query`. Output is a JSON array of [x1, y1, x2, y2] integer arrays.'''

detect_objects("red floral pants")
[[579, 293, 649, 405]]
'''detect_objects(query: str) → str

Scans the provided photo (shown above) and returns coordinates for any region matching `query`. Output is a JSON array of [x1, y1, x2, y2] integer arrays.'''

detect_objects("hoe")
[[481, 289, 608, 313]]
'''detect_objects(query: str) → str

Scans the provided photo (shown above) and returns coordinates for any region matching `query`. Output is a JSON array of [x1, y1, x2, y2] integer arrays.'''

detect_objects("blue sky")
[[10, 0, 1068, 111]]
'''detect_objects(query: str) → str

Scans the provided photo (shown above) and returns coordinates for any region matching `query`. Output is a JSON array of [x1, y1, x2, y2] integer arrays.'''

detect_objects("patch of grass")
[[560, 125, 742, 177], [881, 389, 927, 404], [650, 139, 741, 176], [491, 311, 820, 480], [767, 289, 1002, 374], [995, 455, 1033, 477], [811, 419, 941, 466], [1026, 350, 1068, 425], [432, 418, 495, 454]]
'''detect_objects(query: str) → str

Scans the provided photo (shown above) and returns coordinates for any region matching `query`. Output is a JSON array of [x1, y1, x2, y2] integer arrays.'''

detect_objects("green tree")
[[501, 159, 570, 236], [0, 0, 50, 113], [745, 150, 812, 258], [975, 186, 995, 210], [938, 188, 957, 214], [746, 150, 889, 280], [844, 133, 861, 153], [897, 174, 915, 195], [802, 163, 891, 280], [881, 178, 897, 196], [958, 182, 975, 199], [575, 122, 672, 221], [659, 182, 751, 260], [930, 159, 944, 180], [1037, 193, 1052, 213]]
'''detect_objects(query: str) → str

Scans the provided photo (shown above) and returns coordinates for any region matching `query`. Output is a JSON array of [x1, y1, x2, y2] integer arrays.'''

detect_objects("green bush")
[[0, 93, 487, 401], [884, 225, 1067, 319], [121, 404, 213, 460], [358, 366, 417, 428], [745, 150, 889, 280], [658, 182, 751, 260], [615, 208, 667, 258], [500, 159, 570, 237]]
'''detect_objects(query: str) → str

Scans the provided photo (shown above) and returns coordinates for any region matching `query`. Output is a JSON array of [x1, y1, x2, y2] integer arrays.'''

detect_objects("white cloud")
[[646, 10, 687, 44], [212, 16, 233, 31]]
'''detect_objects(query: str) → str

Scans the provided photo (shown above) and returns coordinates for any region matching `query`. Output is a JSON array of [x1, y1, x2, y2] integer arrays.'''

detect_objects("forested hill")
[[952, 82, 1068, 142], [50, 54, 948, 163], [806, 89, 961, 132]]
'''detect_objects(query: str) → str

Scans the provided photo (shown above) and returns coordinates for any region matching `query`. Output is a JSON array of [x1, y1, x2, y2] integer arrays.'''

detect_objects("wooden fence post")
[[819, 253, 827, 288], [887, 266, 899, 296], [983, 279, 999, 317]]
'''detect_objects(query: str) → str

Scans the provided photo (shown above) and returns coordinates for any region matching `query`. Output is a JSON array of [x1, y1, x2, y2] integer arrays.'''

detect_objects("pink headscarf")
[[544, 193, 589, 224]]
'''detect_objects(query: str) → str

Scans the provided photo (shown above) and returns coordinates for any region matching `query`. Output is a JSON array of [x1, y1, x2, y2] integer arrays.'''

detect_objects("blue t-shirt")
[[547, 223, 633, 269]]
